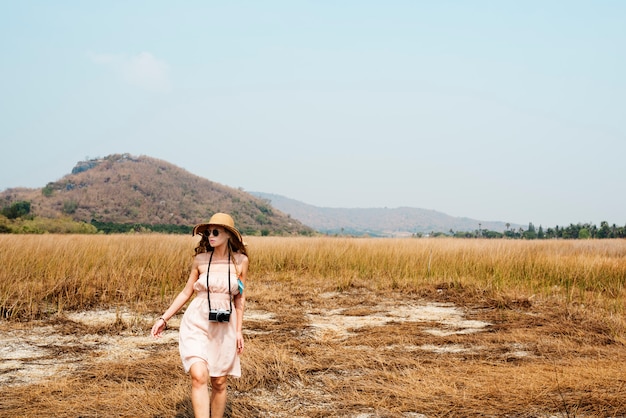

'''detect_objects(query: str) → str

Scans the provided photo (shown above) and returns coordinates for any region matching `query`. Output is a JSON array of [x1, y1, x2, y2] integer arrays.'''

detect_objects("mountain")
[[251, 192, 520, 237], [1, 153, 521, 237], [0, 154, 313, 235]]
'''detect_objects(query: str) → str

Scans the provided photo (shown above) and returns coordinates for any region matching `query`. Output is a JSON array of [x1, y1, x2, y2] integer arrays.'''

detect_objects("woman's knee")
[[189, 362, 209, 387], [211, 376, 228, 393]]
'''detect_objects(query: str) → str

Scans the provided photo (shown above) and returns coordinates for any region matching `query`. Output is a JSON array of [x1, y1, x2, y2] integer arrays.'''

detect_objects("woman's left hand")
[[236, 331, 244, 354]]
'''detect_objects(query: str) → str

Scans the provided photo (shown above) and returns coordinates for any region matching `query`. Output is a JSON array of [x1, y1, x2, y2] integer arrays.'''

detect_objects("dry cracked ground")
[[1, 288, 624, 417]]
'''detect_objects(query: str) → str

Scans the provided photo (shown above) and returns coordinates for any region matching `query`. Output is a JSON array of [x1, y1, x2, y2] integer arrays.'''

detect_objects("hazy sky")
[[1, 1, 625, 227]]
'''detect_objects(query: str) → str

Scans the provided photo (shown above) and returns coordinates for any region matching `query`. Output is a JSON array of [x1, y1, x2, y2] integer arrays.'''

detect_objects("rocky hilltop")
[[0, 154, 312, 235]]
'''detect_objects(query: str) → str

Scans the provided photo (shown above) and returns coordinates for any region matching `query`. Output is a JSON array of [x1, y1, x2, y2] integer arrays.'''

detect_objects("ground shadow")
[[171, 396, 233, 418]]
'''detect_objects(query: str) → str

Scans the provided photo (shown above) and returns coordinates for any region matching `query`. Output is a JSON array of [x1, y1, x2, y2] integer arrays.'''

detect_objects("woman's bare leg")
[[189, 362, 210, 417], [210, 376, 228, 418]]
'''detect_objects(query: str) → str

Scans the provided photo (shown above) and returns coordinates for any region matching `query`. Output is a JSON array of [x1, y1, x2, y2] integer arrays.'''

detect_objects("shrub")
[[1, 201, 31, 219], [0, 215, 12, 233]]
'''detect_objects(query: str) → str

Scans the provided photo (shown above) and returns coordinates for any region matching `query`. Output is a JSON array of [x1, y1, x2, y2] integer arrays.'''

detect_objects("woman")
[[151, 213, 248, 418]]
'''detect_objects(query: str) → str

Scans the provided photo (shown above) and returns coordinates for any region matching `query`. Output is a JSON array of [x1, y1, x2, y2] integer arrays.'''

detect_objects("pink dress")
[[179, 261, 241, 377]]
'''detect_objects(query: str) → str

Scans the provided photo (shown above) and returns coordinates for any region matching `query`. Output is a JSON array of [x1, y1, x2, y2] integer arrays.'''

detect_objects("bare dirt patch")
[[0, 309, 175, 387], [0, 298, 493, 388]]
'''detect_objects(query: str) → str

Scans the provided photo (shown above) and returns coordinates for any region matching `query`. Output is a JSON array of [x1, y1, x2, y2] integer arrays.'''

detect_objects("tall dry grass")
[[0, 234, 194, 319], [1, 235, 625, 319], [250, 237, 626, 299], [1, 235, 625, 417]]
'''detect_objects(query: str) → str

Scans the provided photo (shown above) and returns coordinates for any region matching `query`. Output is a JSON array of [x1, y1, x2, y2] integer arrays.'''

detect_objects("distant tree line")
[[445, 221, 626, 239], [89, 220, 193, 234], [0, 200, 311, 235], [0, 201, 97, 234], [2, 199, 624, 238]]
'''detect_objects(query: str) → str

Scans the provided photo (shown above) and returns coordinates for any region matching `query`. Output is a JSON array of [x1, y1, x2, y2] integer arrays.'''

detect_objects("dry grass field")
[[1, 235, 625, 417]]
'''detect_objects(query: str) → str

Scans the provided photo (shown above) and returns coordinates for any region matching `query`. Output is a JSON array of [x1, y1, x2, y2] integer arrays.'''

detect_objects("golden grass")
[[2, 236, 625, 319], [249, 237, 626, 311], [0, 234, 193, 319], [1, 235, 625, 417]]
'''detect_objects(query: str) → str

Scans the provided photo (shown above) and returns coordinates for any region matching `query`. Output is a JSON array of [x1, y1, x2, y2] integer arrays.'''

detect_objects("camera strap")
[[206, 251, 233, 316]]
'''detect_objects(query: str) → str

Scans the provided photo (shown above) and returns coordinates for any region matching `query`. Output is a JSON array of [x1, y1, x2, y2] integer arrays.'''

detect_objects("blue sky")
[[1, 1, 624, 227]]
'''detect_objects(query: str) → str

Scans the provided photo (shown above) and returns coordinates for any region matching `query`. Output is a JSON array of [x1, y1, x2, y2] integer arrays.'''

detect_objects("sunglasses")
[[206, 229, 222, 237]]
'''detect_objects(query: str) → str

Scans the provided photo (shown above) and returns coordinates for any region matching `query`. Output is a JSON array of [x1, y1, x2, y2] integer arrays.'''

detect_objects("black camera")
[[209, 309, 231, 323]]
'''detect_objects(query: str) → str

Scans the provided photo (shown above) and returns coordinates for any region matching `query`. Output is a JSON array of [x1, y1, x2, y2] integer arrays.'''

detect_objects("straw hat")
[[192, 213, 243, 245]]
